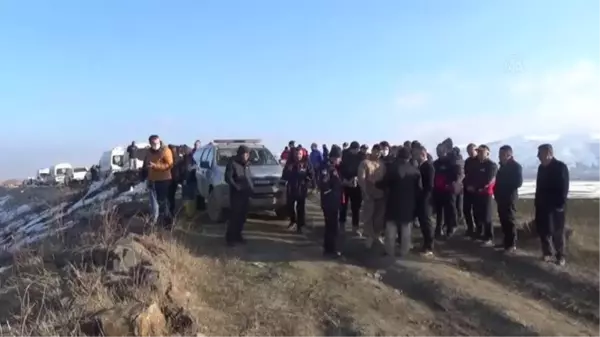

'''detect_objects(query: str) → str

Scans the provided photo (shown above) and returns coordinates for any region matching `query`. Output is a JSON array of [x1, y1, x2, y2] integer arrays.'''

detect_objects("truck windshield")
[[74, 167, 87, 173], [217, 147, 278, 166], [56, 168, 68, 175], [39, 173, 49, 179], [112, 155, 124, 166]]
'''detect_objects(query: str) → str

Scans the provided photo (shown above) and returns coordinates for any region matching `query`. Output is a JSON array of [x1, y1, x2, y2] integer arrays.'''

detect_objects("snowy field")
[[519, 180, 600, 199]]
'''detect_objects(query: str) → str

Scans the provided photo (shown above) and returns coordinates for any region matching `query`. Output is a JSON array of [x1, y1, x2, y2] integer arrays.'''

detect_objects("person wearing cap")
[[319, 146, 344, 258], [534, 143, 569, 266], [462, 143, 479, 237], [143, 135, 175, 228], [357, 143, 386, 249], [377, 147, 422, 257], [495, 144, 523, 253], [281, 147, 315, 233], [339, 141, 366, 233], [471, 144, 498, 247], [224, 145, 255, 246], [342, 142, 349, 151]]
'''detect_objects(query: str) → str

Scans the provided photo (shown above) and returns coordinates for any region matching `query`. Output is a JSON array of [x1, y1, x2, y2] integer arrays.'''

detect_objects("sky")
[[0, 0, 598, 178]]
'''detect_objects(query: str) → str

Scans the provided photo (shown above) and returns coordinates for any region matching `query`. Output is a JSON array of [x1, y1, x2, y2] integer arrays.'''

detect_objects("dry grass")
[[512, 198, 599, 268], [0, 208, 368, 336]]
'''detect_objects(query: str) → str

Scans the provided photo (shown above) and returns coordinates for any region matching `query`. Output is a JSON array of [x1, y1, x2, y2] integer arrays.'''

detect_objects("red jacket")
[[281, 150, 290, 160], [300, 148, 308, 158]]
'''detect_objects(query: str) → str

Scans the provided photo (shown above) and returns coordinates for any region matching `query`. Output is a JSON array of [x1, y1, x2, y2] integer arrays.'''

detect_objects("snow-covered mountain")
[[463, 133, 600, 181]]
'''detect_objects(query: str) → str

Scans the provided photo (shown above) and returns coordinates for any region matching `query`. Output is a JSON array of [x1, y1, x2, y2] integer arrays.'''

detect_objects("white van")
[[122, 142, 150, 170], [36, 168, 51, 185], [49, 163, 73, 185], [64, 166, 89, 185], [98, 147, 126, 178]]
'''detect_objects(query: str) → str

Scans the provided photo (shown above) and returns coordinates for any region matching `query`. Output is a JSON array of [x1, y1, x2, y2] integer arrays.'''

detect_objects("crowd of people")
[[277, 138, 570, 266], [133, 134, 570, 267]]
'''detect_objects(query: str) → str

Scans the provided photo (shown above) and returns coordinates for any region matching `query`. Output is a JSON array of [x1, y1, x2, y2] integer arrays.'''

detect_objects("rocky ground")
[[0, 176, 597, 336]]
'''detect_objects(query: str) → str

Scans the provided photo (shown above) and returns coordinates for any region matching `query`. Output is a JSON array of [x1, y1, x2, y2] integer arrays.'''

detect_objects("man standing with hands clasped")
[[534, 144, 570, 266], [494, 145, 523, 253]]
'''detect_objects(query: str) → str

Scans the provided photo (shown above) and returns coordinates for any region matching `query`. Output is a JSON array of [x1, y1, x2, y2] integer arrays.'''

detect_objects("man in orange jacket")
[[144, 134, 174, 228]]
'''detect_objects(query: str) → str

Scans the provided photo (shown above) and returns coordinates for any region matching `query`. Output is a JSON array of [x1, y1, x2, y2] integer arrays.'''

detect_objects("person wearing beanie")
[[377, 146, 422, 258], [319, 144, 344, 258], [224, 145, 254, 246], [357, 143, 386, 249], [340, 140, 366, 233]]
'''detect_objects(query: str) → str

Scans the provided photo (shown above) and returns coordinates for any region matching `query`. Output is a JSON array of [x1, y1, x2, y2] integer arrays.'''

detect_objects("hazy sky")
[[0, 0, 598, 178]]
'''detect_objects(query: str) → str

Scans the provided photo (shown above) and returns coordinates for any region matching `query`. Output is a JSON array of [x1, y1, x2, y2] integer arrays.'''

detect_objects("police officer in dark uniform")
[[281, 147, 315, 234], [224, 145, 254, 246], [320, 146, 344, 258]]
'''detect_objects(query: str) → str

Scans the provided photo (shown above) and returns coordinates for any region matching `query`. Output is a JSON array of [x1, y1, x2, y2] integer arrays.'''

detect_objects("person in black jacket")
[[126, 141, 138, 170], [377, 147, 422, 257], [224, 145, 254, 246], [415, 145, 435, 256], [281, 147, 315, 233], [462, 143, 479, 237], [166, 145, 186, 217], [339, 141, 365, 232], [320, 146, 344, 258], [433, 139, 464, 238], [534, 144, 570, 266], [495, 145, 523, 252], [471, 145, 498, 247]]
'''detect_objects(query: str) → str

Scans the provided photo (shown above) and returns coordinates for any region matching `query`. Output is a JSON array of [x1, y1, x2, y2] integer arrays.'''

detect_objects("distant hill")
[[460, 133, 600, 181]]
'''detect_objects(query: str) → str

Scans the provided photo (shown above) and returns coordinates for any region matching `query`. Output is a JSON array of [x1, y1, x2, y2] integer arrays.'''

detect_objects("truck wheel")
[[207, 190, 226, 223]]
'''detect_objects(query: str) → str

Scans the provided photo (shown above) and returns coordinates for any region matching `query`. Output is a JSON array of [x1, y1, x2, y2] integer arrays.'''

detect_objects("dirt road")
[[174, 202, 599, 336]]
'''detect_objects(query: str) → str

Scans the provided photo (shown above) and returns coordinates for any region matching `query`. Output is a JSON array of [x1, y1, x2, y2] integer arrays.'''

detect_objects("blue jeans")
[[148, 180, 173, 226]]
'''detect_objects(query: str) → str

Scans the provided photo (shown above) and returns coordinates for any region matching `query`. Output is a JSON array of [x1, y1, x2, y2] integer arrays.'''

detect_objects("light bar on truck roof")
[[212, 139, 262, 144]]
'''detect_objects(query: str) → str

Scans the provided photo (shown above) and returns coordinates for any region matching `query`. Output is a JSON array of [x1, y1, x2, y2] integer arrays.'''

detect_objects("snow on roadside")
[[0, 173, 148, 253]]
